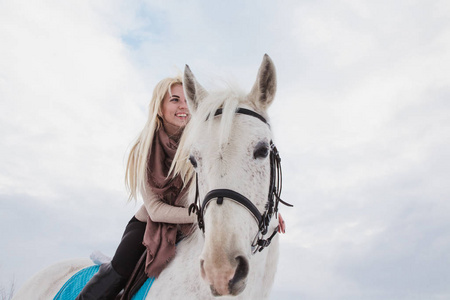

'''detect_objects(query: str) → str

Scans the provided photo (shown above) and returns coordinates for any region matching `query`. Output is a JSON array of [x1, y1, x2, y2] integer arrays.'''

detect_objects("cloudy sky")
[[1, 1, 450, 299]]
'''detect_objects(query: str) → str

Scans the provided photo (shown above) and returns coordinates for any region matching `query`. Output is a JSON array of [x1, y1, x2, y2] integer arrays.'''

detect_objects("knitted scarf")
[[142, 127, 190, 278]]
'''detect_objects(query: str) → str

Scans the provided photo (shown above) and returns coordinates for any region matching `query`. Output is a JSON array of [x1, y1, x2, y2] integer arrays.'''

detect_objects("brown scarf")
[[142, 127, 191, 278]]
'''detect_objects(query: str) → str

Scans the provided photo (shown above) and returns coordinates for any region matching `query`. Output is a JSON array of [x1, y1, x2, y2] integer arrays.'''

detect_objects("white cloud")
[[267, 1, 450, 298], [0, 1, 149, 200]]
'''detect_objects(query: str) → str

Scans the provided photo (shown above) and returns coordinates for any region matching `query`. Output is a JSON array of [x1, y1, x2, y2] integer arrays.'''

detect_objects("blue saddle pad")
[[53, 265, 155, 300]]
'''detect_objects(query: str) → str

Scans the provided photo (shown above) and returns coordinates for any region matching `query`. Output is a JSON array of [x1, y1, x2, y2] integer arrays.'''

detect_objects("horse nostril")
[[228, 255, 249, 295], [234, 256, 249, 281]]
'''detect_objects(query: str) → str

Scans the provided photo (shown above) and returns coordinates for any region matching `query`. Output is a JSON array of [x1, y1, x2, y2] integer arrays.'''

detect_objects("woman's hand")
[[278, 213, 286, 233]]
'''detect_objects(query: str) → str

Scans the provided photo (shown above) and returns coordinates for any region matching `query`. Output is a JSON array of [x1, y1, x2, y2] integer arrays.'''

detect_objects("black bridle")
[[188, 108, 293, 253]]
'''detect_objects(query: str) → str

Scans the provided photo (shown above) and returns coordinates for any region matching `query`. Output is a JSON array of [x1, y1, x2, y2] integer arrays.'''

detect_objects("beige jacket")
[[134, 180, 196, 224]]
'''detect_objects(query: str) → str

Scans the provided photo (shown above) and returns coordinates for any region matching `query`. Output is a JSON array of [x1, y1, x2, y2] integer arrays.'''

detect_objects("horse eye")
[[189, 155, 198, 168], [253, 142, 270, 159]]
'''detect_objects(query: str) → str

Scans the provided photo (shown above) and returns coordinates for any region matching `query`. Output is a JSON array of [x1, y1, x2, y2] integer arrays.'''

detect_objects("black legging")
[[111, 216, 146, 278]]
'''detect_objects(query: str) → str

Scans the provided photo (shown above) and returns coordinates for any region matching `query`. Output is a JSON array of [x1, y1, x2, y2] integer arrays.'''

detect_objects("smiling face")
[[160, 84, 190, 136]]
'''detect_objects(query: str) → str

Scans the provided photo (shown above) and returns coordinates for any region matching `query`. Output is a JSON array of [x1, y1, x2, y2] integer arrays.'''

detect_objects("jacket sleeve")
[[141, 180, 196, 224]]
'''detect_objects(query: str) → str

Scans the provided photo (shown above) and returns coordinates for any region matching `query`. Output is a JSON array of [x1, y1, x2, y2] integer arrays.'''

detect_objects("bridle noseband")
[[188, 108, 293, 254]]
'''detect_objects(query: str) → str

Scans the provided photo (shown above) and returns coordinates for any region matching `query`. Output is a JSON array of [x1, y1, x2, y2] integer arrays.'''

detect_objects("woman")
[[76, 75, 195, 299]]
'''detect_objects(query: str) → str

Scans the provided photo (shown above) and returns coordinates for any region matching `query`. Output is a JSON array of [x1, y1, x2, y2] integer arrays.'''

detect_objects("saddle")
[[53, 254, 153, 300]]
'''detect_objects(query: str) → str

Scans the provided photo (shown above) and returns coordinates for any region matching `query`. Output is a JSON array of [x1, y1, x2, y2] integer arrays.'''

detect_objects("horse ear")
[[183, 65, 207, 112], [249, 54, 277, 110]]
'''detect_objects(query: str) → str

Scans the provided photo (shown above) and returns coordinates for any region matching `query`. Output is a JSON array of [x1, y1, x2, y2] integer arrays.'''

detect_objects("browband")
[[213, 108, 269, 127]]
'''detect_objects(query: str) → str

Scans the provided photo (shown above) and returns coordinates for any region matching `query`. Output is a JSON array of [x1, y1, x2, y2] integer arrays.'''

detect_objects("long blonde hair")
[[125, 75, 183, 201]]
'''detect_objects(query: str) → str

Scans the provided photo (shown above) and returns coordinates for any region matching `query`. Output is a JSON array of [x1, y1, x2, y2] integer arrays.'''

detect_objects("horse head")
[[180, 54, 279, 297]]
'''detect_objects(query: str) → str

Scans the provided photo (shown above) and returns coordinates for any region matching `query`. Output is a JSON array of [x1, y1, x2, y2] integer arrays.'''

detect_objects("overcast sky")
[[1, 1, 450, 299]]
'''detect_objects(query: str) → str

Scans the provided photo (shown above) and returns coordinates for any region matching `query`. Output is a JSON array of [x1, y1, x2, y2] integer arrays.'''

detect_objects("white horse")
[[13, 54, 283, 300]]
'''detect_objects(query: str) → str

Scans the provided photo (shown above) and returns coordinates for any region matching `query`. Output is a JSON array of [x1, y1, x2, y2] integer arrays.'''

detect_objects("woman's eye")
[[170, 97, 179, 102], [189, 155, 198, 168], [253, 142, 270, 159]]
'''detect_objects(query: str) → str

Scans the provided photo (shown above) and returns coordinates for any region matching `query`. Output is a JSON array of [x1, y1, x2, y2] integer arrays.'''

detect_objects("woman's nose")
[[179, 99, 188, 109]]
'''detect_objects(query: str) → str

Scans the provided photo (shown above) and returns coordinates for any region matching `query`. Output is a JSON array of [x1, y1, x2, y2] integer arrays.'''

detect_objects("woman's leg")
[[111, 216, 147, 278], [76, 216, 146, 300]]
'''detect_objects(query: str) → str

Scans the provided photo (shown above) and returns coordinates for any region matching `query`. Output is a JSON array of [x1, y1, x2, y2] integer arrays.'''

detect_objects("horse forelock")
[[184, 88, 244, 149], [174, 82, 271, 185]]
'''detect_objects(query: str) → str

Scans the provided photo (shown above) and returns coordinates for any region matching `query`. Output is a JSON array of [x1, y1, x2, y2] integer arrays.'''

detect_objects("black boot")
[[75, 263, 127, 300]]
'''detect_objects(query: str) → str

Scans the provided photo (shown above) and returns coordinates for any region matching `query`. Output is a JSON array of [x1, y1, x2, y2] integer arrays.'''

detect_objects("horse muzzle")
[[200, 254, 249, 296]]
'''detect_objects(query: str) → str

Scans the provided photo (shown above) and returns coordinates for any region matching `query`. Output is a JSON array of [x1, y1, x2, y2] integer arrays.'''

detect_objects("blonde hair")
[[125, 75, 183, 201]]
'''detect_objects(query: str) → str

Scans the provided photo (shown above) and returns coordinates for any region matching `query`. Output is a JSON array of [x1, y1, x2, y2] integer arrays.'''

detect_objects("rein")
[[188, 107, 293, 254]]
